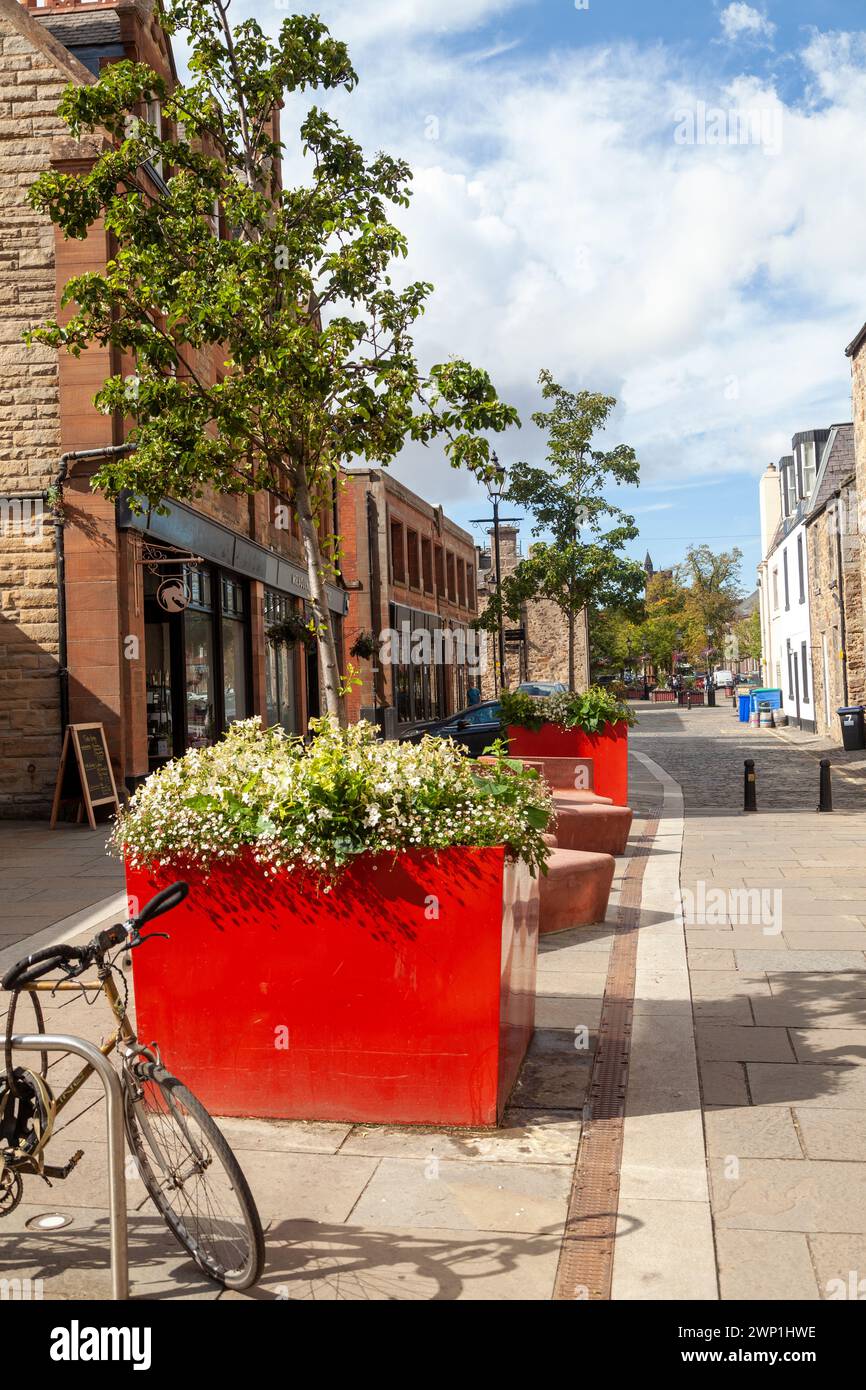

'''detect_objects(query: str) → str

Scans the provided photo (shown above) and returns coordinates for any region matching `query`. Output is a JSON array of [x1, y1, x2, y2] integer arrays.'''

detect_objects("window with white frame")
[[801, 440, 817, 498]]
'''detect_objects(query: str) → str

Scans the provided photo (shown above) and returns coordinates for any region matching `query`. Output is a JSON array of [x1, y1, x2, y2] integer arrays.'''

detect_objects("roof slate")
[[807, 424, 856, 519]]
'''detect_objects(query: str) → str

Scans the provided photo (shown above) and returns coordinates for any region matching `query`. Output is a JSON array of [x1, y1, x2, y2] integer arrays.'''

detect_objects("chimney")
[[759, 463, 781, 558]]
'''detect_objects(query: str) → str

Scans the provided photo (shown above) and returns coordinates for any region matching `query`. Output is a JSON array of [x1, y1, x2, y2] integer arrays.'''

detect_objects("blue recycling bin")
[[738, 694, 751, 723], [750, 688, 782, 713]]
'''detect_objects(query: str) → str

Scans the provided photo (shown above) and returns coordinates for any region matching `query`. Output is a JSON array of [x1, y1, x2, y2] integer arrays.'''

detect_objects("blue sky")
[[237, 1, 866, 590]]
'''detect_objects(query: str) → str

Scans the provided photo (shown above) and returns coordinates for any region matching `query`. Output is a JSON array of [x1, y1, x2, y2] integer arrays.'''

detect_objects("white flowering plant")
[[500, 685, 635, 734], [110, 718, 553, 882]]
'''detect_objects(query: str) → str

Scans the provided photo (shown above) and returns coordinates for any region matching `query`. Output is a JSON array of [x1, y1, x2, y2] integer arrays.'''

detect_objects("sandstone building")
[[805, 425, 863, 738], [476, 524, 589, 698], [846, 319, 866, 734], [340, 469, 480, 730]]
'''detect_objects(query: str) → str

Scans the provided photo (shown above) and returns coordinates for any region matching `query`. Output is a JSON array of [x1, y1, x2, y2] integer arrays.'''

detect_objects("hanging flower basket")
[[111, 720, 553, 1126], [349, 630, 378, 661], [266, 613, 315, 649]]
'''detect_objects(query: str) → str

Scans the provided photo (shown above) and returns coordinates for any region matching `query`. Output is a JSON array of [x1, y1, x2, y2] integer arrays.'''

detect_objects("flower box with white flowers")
[[502, 687, 635, 807], [113, 720, 552, 1127]]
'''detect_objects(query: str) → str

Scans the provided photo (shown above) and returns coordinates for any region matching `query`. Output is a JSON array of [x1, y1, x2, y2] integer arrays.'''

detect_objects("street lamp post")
[[487, 455, 508, 694]]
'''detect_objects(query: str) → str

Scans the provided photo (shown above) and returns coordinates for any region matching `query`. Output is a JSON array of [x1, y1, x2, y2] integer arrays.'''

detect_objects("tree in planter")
[[26, 1, 518, 725], [480, 372, 644, 688]]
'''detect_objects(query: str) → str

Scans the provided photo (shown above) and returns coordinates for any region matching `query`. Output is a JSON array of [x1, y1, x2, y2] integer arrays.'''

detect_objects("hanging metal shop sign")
[[137, 541, 204, 612]]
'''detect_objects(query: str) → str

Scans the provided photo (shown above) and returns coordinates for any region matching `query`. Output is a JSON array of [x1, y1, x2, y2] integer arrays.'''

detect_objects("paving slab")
[[349, 1156, 572, 1234], [735, 950, 866, 973], [699, 1060, 750, 1106], [508, 1030, 593, 1111], [788, 1028, 866, 1065], [224, 1220, 563, 1301], [696, 1025, 796, 1063], [715, 1230, 819, 1300], [711, 1156, 866, 1233], [794, 1109, 866, 1161], [808, 1234, 866, 1300], [753, 996, 866, 1029], [611, 1197, 717, 1301], [704, 1105, 802, 1159], [339, 1111, 581, 1167], [216, 1150, 381, 1224], [748, 1062, 866, 1109]]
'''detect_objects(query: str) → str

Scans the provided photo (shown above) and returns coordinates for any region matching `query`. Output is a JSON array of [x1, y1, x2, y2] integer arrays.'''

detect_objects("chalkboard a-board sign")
[[50, 723, 121, 831]]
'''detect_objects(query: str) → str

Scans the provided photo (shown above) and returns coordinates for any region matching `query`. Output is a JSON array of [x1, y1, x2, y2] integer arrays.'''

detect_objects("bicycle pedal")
[[42, 1149, 85, 1181]]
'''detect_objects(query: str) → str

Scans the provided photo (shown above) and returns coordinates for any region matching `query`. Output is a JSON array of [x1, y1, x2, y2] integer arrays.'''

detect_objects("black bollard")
[[818, 759, 833, 813], [708, 687, 716, 708], [687, 691, 692, 710], [744, 759, 757, 813]]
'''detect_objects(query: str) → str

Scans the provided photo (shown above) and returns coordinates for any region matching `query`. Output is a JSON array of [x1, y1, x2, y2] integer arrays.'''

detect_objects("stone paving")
[[2, 703, 866, 1300], [0, 819, 124, 948], [632, 702, 866, 1301], [0, 810, 648, 1301]]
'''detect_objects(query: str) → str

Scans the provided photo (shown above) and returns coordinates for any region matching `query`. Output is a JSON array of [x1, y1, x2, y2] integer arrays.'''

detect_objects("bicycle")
[[0, 882, 265, 1292]]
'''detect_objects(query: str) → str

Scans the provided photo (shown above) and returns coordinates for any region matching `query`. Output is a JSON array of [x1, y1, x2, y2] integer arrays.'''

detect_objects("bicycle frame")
[[15, 966, 137, 1120]]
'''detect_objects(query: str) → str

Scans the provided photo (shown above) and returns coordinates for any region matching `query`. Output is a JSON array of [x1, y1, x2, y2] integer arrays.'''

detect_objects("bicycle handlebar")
[[135, 881, 189, 927], [2, 942, 85, 991]]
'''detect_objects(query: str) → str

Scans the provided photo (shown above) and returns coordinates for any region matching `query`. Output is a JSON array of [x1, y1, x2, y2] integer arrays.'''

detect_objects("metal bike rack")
[[9, 1034, 129, 1301]]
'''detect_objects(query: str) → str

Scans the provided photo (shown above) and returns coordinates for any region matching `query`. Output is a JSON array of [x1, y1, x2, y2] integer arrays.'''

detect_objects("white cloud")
[[274, 0, 533, 48], [719, 4, 776, 44], [239, 6, 865, 516]]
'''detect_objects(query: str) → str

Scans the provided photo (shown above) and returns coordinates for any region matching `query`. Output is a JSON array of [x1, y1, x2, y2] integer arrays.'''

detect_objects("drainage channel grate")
[[553, 805, 662, 1301]]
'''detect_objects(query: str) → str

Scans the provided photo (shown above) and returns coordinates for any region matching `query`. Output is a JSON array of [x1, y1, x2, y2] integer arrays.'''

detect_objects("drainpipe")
[[52, 444, 136, 731], [832, 490, 849, 707]]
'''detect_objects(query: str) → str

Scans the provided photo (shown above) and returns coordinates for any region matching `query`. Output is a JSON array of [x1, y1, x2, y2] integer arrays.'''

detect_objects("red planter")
[[507, 722, 629, 806], [126, 846, 539, 1128]]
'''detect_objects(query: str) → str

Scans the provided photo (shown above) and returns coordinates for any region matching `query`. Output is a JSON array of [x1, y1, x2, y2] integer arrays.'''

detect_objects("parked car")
[[515, 681, 568, 697], [401, 701, 502, 757], [711, 669, 735, 687]]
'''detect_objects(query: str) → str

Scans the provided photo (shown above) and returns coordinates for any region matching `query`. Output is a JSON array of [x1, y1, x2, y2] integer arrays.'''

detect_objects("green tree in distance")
[[639, 572, 689, 679], [731, 605, 762, 664], [676, 545, 743, 665], [482, 371, 644, 688], [27, 1, 518, 723]]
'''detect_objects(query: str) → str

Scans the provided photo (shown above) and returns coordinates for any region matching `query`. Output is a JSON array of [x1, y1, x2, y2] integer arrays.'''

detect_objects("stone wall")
[[0, 10, 87, 814], [478, 525, 589, 698], [853, 338, 866, 725], [807, 484, 864, 740]]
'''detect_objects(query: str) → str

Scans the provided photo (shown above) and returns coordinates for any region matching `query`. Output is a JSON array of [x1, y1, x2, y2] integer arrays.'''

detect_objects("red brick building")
[[0, 0, 346, 815], [340, 470, 480, 730]]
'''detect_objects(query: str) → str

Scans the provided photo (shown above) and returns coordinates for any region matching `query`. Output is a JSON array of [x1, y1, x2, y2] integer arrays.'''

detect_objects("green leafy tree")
[[676, 545, 743, 665], [27, 2, 518, 724], [731, 606, 762, 664], [484, 371, 644, 688], [636, 572, 688, 679], [589, 607, 644, 681]]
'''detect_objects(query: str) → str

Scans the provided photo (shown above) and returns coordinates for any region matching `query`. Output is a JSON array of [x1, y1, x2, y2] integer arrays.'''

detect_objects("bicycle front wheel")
[[124, 1063, 264, 1291]]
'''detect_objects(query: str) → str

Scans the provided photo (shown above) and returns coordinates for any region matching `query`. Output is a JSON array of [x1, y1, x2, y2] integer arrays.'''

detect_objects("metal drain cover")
[[24, 1212, 73, 1232]]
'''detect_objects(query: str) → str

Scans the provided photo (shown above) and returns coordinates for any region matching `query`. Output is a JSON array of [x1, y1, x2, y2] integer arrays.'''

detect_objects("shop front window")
[[395, 664, 411, 723], [145, 620, 173, 764], [185, 610, 215, 749], [265, 590, 301, 734]]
